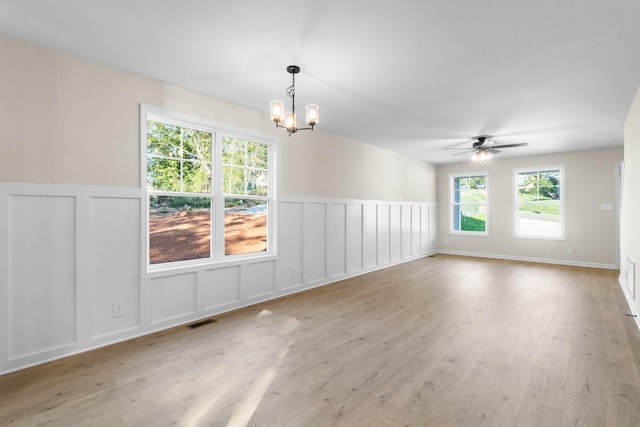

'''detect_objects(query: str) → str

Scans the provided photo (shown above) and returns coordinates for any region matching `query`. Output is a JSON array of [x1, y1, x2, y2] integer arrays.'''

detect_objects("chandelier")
[[270, 65, 319, 136]]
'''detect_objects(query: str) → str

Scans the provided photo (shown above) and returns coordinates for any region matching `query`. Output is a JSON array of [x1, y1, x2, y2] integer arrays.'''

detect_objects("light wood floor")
[[2, 255, 640, 426]]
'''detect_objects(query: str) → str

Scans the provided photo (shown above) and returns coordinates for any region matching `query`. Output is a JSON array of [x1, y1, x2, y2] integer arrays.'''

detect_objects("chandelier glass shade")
[[270, 65, 318, 136]]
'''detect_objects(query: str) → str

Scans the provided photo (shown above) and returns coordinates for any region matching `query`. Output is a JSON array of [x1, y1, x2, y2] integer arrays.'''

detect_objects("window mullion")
[[214, 132, 225, 259], [179, 128, 184, 193], [243, 141, 248, 196]]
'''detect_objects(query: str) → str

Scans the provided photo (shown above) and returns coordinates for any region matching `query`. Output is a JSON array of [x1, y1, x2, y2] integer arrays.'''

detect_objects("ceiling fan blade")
[[446, 139, 475, 148], [452, 150, 473, 156], [492, 142, 528, 149], [487, 148, 501, 154]]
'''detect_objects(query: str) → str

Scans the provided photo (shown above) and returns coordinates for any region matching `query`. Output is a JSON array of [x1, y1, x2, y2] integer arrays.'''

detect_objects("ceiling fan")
[[445, 136, 528, 162]]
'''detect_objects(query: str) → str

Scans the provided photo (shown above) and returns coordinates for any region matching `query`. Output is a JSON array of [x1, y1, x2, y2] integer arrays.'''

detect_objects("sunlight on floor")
[[226, 366, 279, 427], [179, 309, 300, 427], [181, 377, 235, 427]]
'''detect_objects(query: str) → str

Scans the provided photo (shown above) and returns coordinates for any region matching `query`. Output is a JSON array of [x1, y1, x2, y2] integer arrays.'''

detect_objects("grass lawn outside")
[[461, 214, 486, 232], [518, 192, 560, 216]]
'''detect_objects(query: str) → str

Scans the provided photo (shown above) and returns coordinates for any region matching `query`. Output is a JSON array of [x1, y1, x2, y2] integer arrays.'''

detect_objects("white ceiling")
[[1, 0, 639, 164]]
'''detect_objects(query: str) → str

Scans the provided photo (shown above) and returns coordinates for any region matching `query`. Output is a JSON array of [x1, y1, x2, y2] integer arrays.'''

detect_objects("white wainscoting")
[[8, 194, 77, 360], [0, 183, 437, 374], [90, 196, 141, 338]]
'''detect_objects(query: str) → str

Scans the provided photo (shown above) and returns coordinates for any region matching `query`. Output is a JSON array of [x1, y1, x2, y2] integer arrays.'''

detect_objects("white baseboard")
[[437, 250, 617, 270], [619, 275, 640, 333]]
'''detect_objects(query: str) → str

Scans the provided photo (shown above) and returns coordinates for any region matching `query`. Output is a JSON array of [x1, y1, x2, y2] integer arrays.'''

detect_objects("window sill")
[[512, 234, 566, 241], [449, 231, 489, 237], [143, 252, 278, 279]]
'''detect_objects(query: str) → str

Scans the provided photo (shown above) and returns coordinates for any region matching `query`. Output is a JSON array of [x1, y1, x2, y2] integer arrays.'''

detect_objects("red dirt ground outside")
[[149, 211, 267, 264]]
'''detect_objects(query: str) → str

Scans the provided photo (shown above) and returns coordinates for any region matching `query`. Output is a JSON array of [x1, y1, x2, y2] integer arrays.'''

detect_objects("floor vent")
[[188, 318, 217, 329], [627, 258, 636, 299]]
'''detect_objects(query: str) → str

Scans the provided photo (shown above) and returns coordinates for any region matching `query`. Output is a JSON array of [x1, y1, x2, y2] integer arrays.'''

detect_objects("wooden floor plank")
[[1, 255, 639, 426]]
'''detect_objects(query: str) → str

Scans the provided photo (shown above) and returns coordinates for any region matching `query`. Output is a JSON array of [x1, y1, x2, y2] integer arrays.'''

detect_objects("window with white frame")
[[514, 166, 564, 239], [143, 108, 273, 268], [450, 172, 488, 234]]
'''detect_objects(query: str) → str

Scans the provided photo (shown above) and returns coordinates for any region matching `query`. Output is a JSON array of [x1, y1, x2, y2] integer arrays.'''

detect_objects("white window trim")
[[140, 104, 278, 275], [513, 165, 565, 240], [449, 171, 489, 236]]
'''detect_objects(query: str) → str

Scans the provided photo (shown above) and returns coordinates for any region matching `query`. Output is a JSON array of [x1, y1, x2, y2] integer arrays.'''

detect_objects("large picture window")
[[514, 166, 564, 239], [450, 173, 488, 234], [144, 108, 273, 268]]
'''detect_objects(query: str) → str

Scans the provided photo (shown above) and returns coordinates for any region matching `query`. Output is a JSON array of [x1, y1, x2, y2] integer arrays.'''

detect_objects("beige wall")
[[620, 85, 640, 314], [281, 130, 436, 201], [0, 35, 435, 202], [437, 146, 623, 267]]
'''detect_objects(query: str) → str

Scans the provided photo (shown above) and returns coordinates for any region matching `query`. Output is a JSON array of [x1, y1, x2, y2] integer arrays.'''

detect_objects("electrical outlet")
[[289, 268, 296, 278], [112, 301, 124, 318], [567, 248, 573, 255]]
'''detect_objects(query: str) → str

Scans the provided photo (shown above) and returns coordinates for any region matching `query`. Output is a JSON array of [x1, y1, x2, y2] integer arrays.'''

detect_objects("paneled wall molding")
[[0, 182, 437, 374]]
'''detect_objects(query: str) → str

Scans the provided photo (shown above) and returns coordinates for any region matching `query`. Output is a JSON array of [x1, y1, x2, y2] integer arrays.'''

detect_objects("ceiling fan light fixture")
[[271, 65, 318, 136], [472, 150, 492, 162]]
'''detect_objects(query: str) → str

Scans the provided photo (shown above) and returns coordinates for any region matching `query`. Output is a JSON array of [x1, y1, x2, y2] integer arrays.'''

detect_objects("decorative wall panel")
[[277, 202, 303, 290], [8, 195, 76, 359], [151, 273, 197, 323], [327, 203, 347, 279], [390, 205, 402, 262], [303, 203, 327, 284], [202, 266, 241, 310], [243, 261, 275, 299], [377, 205, 390, 265], [346, 204, 363, 274], [90, 197, 141, 338], [363, 204, 378, 269], [0, 183, 436, 374]]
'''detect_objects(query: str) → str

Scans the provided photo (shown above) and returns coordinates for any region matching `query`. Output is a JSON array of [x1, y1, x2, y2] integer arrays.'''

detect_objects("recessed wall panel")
[[390, 205, 402, 262], [244, 261, 275, 299], [327, 203, 346, 278], [151, 273, 197, 323], [9, 195, 76, 358], [412, 205, 421, 256], [90, 197, 141, 337], [420, 205, 429, 253], [363, 204, 377, 269], [346, 204, 363, 273], [303, 203, 326, 283], [401, 205, 412, 258], [429, 205, 438, 252], [377, 205, 390, 265], [277, 202, 303, 289], [202, 266, 241, 309]]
